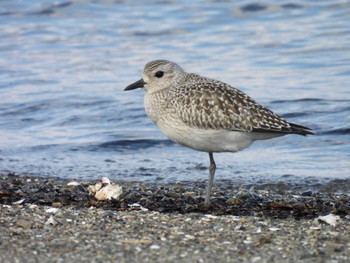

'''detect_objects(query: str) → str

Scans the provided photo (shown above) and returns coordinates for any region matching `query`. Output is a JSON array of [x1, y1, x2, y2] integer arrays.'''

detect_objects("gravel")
[[1, 172, 350, 262]]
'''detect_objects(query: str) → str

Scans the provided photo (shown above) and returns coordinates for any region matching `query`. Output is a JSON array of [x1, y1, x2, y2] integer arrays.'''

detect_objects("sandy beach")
[[1, 172, 350, 262]]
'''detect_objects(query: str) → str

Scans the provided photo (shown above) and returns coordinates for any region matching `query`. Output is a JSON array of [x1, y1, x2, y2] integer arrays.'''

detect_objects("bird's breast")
[[144, 91, 171, 124]]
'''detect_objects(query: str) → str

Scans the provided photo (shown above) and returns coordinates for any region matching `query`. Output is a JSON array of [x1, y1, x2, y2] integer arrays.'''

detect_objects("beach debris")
[[88, 177, 123, 201], [318, 214, 340, 227]]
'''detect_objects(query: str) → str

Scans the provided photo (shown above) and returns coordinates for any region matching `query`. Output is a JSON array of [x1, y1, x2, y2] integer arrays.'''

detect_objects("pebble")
[[15, 219, 32, 229], [45, 215, 56, 226], [67, 181, 80, 186], [318, 214, 340, 227], [13, 199, 25, 205], [52, 202, 63, 207], [45, 207, 60, 214]]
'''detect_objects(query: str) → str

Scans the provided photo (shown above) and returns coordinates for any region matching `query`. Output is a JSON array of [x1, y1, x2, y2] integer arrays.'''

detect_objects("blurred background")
[[0, 0, 349, 184]]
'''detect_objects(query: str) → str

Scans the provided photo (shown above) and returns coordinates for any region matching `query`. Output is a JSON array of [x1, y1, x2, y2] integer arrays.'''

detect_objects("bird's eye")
[[155, 71, 164, 78]]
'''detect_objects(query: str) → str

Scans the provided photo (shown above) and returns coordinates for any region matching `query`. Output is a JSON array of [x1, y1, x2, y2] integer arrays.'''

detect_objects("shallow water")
[[0, 0, 349, 184]]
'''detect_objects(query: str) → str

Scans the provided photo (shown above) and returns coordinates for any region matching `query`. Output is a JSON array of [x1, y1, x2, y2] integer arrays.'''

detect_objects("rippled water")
[[0, 0, 349, 184]]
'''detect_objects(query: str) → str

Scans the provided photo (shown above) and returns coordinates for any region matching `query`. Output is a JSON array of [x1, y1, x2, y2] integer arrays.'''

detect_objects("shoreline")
[[1, 172, 350, 262]]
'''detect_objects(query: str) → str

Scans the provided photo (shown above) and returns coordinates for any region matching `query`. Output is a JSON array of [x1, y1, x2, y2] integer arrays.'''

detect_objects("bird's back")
[[167, 73, 313, 137]]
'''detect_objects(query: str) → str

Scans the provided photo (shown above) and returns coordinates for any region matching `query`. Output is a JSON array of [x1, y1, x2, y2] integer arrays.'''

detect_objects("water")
[[0, 0, 349, 184]]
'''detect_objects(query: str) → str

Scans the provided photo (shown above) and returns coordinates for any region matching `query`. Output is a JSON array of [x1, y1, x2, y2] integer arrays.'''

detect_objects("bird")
[[124, 60, 314, 206]]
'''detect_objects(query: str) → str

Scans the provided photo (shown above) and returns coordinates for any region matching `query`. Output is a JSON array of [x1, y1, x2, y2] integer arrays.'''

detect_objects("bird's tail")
[[289, 123, 314, 136]]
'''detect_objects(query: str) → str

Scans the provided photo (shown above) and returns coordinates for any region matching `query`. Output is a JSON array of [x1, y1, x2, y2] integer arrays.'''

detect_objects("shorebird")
[[124, 60, 314, 206]]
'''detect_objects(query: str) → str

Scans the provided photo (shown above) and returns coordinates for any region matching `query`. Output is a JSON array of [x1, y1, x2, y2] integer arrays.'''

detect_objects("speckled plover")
[[125, 60, 314, 206]]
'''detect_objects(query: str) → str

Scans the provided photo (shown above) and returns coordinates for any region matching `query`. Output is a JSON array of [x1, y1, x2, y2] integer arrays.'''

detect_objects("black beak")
[[124, 79, 146, 91]]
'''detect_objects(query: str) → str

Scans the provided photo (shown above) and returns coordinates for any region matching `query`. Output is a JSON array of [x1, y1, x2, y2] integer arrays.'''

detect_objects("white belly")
[[156, 118, 254, 153]]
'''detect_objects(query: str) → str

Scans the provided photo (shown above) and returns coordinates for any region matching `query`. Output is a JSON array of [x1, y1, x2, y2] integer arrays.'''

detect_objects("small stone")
[[337, 204, 350, 214], [13, 199, 25, 205], [204, 214, 218, 219], [101, 211, 116, 217], [45, 207, 60, 214], [252, 257, 262, 263], [226, 198, 240, 205], [121, 239, 152, 245], [150, 244, 160, 250], [45, 215, 57, 226], [318, 214, 340, 227], [16, 219, 32, 229], [165, 191, 180, 198], [67, 181, 80, 186], [310, 226, 321, 230], [268, 227, 281, 231], [235, 224, 246, 231], [301, 191, 313, 196], [128, 203, 148, 211], [183, 191, 197, 197]]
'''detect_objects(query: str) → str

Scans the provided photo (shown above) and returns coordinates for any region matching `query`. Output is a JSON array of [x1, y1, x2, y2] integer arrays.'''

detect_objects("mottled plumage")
[[125, 60, 314, 206], [170, 73, 297, 133]]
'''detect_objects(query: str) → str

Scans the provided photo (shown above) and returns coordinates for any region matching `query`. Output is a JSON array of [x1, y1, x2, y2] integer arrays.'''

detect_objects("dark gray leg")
[[205, 152, 216, 206]]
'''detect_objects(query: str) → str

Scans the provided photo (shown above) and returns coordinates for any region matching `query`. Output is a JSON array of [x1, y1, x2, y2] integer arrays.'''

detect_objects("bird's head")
[[124, 60, 186, 93]]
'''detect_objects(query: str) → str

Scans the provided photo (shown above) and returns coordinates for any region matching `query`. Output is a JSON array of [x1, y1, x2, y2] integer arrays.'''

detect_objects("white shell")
[[94, 184, 123, 201]]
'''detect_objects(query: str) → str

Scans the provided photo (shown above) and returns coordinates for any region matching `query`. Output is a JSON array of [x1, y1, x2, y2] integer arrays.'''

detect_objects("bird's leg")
[[205, 152, 216, 206]]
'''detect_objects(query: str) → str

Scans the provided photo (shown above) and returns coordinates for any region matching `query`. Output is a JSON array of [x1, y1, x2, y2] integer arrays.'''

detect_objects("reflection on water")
[[0, 0, 349, 184]]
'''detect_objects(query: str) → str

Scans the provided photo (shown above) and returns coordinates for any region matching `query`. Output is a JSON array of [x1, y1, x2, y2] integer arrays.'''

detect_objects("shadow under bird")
[[124, 60, 314, 206]]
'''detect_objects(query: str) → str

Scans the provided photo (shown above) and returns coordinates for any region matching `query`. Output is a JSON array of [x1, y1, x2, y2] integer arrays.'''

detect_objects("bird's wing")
[[169, 76, 296, 134]]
